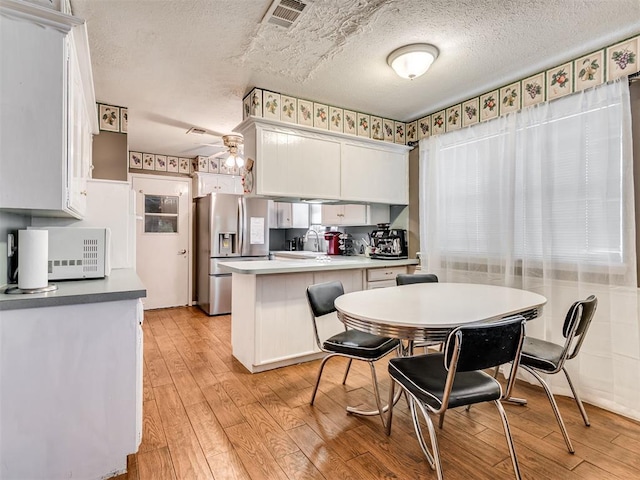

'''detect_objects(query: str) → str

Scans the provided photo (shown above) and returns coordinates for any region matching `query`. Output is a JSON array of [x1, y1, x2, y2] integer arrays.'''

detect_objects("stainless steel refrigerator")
[[196, 193, 270, 315]]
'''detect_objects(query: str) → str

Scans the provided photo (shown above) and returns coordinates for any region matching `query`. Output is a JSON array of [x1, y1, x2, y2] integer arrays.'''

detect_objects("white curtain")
[[419, 79, 640, 420]]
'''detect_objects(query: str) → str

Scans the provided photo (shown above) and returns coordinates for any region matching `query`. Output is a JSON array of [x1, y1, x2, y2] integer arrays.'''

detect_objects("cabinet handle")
[[178, 249, 187, 255], [80, 190, 87, 196]]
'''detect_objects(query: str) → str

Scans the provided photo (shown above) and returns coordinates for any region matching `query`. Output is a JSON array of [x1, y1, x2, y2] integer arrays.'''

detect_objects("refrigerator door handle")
[[238, 196, 244, 254]]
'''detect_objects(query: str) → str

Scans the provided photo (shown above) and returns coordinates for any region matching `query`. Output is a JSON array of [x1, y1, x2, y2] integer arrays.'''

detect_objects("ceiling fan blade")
[[211, 150, 229, 158]]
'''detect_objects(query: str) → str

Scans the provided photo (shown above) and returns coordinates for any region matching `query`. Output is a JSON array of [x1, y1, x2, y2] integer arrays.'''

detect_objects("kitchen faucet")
[[304, 229, 320, 252]]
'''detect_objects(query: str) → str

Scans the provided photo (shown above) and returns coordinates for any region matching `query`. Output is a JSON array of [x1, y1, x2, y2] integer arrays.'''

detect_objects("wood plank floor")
[[115, 306, 640, 480]]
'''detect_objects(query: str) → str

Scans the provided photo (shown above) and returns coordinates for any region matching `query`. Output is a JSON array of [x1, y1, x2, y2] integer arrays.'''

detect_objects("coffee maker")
[[324, 232, 342, 255], [370, 224, 408, 259]]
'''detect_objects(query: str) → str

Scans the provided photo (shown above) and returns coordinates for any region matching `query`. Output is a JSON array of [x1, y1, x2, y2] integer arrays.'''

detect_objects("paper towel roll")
[[18, 229, 49, 290]]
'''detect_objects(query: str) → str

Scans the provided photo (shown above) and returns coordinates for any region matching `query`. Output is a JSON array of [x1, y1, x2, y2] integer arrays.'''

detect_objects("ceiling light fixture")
[[387, 43, 439, 80], [224, 145, 244, 168]]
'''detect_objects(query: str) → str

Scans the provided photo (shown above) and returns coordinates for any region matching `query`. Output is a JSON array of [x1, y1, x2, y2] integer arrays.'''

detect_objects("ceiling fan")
[[187, 128, 245, 167], [210, 134, 245, 168]]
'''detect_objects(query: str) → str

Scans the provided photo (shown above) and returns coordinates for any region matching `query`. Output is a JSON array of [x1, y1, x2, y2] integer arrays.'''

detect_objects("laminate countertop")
[[0, 268, 146, 311], [219, 255, 418, 275]]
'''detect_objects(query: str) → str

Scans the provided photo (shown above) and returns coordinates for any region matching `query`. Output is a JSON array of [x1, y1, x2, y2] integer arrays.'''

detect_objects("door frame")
[[129, 173, 193, 308]]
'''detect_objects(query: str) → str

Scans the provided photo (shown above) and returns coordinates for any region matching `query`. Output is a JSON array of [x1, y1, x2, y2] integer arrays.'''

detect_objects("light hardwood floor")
[[115, 306, 640, 480]]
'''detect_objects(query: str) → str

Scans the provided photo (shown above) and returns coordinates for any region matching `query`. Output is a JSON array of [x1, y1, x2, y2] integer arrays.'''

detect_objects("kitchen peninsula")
[[219, 256, 418, 373]]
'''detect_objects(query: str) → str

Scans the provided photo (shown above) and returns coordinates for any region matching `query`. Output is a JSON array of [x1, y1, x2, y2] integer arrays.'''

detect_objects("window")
[[144, 195, 179, 233], [422, 79, 632, 272]]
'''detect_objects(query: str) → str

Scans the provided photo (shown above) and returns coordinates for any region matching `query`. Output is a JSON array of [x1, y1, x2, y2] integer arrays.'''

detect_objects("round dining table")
[[335, 282, 547, 346]]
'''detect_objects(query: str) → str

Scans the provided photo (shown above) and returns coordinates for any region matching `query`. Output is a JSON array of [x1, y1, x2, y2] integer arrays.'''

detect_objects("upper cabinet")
[[341, 142, 408, 204], [0, 0, 98, 218], [269, 201, 310, 229], [236, 118, 410, 205]]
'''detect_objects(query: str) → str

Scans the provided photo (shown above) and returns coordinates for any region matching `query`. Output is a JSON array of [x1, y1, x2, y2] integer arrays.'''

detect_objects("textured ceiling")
[[70, 0, 640, 158]]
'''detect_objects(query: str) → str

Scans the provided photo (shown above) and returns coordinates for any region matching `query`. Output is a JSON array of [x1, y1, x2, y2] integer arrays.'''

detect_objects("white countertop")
[[0, 268, 146, 311], [219, 255, 418, 275]]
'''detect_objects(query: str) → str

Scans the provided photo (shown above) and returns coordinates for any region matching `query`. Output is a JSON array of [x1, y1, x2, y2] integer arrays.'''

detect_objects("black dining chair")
[[518, 295, 597, 454], [306, 281, 400, 428], [395, 273, 439, 285], [396, 273, 442, 353], [386, 316, 526, 480]]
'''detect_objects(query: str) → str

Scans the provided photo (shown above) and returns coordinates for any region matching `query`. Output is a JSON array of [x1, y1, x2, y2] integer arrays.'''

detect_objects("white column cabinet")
[[236, 117, 410, 205], [0, 0, 98, 218]]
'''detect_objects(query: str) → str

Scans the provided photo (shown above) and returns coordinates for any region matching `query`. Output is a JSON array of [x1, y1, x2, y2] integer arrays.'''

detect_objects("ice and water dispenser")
[[217, 233, 236, 256]]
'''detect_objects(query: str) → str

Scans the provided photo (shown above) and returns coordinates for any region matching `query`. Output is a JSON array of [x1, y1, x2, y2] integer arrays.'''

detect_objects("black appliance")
[[370, 225, 408, 259]]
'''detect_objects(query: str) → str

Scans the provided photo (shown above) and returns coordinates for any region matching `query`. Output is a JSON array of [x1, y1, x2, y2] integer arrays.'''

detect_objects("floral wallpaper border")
[[412, 33, 640, 140], [97, 102, 127, 134], [243, 33, 639, 145], [128, 152, 242, 176], [243, 89, 408, 146]]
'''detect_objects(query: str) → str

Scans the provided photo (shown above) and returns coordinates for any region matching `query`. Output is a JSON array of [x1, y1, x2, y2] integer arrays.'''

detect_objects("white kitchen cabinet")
[[365, 265, 408, 289], [0, 0, 98, 218], [270, 202, 310, 228], [236, 117, 409, 203], [0, 296, 143, 479], [250, 125, 341, 199], [321, 204, 368, 226], [192, 172, 243, 197], [341, 142, 409, 204]]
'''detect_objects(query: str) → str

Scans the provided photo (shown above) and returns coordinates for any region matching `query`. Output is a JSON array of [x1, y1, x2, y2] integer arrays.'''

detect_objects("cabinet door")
[[341, 143, 409, 204], [276, 203, 292, 228], [268, 200, 277, 228], [320, 205, 343, 225], [258, 129, 290, 196], [291, 203, 309, 228], [217, 174, 242, 194], [257, 127, 341, 199], [287, 133, 341, 199], [341, 204, 367, 225], [0, 13, 66, 214], [67, 36, 89, 217]]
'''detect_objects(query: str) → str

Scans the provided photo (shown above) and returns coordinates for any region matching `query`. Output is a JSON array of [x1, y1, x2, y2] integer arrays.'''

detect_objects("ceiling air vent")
[[262, 0, 312, 28]]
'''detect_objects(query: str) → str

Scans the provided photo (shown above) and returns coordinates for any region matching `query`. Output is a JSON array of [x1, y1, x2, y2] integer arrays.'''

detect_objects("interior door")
[[132, 175, 190, 309]]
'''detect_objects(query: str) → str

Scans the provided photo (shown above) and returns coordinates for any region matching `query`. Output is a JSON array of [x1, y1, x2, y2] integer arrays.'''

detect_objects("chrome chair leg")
[[310, 353, 339, 405], [342, 358, 353, 385], [494, 399, 522, 480], [346, 362, 387, 429], [407, 396, 436, 470], [523, 366, 575, 453], [414, 398, 442, 477], [386, 380, 395, 436], [563, 367, 590, 426]]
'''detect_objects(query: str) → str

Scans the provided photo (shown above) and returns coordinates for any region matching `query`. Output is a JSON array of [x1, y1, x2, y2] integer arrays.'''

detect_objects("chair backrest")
[[561, 295, 597, 362], [395, 273, 439, 286], [442, 316, 526, 402], [306, 281, 344, 348]]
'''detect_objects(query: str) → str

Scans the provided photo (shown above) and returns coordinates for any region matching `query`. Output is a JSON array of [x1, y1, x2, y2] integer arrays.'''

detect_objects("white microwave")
[[28, 227, 111, 280]]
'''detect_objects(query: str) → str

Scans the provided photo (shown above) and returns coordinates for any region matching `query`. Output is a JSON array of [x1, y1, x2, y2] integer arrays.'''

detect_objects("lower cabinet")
[[366, 265, 408, 289], [0, 298, 143, 479], [231, 269, 364, 372]]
